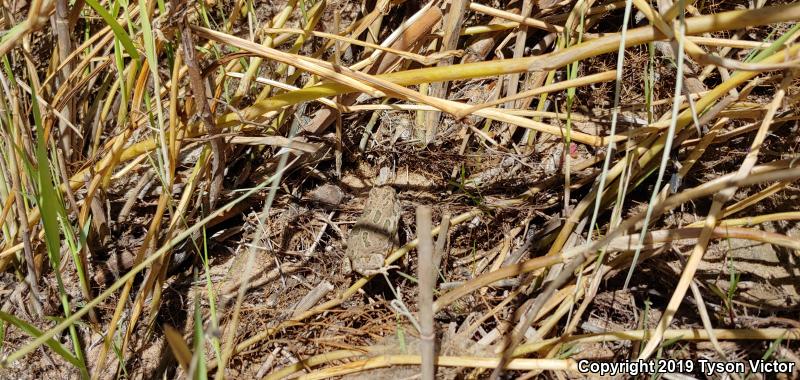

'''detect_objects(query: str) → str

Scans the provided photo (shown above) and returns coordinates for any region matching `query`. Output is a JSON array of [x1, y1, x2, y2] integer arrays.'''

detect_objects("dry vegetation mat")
[[0, 0, 799, 378]]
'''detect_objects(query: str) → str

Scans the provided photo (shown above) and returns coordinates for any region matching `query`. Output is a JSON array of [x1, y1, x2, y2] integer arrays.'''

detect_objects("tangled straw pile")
[[0, 0, 799, 378]]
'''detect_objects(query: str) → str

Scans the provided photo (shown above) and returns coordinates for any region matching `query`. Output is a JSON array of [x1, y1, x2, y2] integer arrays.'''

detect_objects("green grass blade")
[[83, 0, 140, 60], [0, 311, 81, 369], [30, 79, 88, 378], [623, 0, 689, 289]]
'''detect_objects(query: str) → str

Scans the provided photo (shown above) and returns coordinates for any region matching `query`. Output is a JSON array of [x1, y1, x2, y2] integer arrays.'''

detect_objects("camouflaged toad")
[[344, 186, 401, 276]]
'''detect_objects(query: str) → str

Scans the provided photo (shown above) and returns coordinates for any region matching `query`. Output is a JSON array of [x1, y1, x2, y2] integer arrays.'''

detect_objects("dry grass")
[[0, 0, 799, 378]]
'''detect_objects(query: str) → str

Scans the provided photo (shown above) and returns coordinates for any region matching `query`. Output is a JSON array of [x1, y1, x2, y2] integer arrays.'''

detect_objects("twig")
[[416, 206, 436, 380], [292, 281, 334, 318]]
